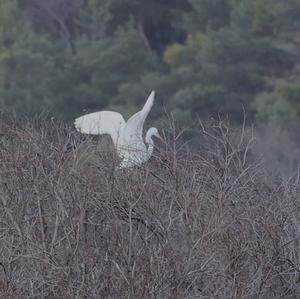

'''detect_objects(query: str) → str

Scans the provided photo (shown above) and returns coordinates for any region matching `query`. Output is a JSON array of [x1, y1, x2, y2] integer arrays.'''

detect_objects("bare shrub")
[[0, 112, 299, 298], [253, 122, 300, 178]]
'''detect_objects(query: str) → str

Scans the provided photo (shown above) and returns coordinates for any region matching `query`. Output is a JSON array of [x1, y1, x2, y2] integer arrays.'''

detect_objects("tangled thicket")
[[0, 113, 299, 298]]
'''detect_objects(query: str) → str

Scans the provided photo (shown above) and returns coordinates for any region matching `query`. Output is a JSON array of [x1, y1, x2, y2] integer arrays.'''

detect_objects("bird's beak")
[[158, 135, 165, 144]]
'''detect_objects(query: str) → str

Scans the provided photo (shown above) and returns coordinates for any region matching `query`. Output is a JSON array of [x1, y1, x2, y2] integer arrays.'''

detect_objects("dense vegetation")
[[1, 0, 300, 124], [0, 113, 299, 297]]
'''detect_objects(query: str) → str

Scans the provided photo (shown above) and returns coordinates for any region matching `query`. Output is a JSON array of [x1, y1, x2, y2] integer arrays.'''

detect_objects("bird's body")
[[74, 91, 164, 169]]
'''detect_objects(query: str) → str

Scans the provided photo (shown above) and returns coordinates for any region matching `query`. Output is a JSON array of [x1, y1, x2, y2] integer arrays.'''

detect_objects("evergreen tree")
[[1, 0, 300, 123]]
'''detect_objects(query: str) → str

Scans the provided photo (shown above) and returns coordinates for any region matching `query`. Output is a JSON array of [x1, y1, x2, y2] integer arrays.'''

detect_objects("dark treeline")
[[1, 0, 300, 124]]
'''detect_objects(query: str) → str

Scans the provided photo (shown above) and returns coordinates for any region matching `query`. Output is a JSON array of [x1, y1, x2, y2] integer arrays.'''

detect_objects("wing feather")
[[123, 90, 155, 142], [74, 111, 125, 146]]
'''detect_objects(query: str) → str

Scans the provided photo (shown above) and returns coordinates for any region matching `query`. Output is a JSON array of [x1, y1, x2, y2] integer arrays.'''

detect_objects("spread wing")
[[74, 111, 125, 146], [123, 90, 155, 143]]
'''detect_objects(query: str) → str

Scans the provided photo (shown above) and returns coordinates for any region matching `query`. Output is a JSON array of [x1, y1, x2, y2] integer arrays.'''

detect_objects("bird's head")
[[146, 127, 165, 144]]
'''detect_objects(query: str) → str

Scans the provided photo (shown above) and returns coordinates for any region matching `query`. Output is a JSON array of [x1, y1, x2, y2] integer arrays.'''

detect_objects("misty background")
[[0, 0, 299, 121]]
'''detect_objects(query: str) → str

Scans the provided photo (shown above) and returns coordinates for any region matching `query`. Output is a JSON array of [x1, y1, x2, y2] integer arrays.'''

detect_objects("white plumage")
[[74, 90, 164, 169]]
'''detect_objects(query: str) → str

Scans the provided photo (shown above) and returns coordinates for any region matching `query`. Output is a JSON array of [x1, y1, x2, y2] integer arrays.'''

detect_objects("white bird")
[[74, 90, 164, 169]]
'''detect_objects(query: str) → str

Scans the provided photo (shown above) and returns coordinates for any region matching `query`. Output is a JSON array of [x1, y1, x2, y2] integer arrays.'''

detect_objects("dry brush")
[[0, 113, 299, 298]]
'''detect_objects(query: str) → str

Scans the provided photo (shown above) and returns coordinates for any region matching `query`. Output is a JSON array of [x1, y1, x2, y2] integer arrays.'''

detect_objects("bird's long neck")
[[145, 130, 154, 157]]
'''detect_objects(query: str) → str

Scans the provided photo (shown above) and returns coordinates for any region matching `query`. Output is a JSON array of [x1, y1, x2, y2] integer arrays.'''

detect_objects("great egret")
[[74, 90, 164, 169]]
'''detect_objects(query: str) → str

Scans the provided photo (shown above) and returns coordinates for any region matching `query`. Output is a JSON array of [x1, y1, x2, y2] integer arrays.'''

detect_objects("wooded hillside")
[[1, 0, 300, 124]]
